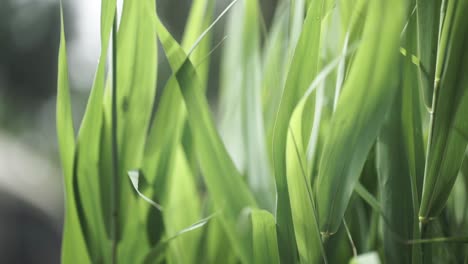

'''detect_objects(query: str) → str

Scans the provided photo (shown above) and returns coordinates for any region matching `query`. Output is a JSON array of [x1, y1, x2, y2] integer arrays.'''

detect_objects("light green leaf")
[[163, 146, 202, 264], [73, 0, 116, 261], [56, 2, 91, 263], [128, 170, 163, 211], [143, 0, 214, 184], [251, 209, 281, 264], [156, 10, 257, 262], [143, 214, 216, 264], [262, 2, 289, 146], [288, 0, 305, 58], [113, 0, 158, 235], [202, 212, 238, 264], [271, 1, 326, 261], [286, 98, 326, 263], [218, 0, 275, 211]]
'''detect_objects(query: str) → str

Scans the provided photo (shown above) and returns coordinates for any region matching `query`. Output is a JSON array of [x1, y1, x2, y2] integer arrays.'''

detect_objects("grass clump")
[[57, 0, 468, 263]]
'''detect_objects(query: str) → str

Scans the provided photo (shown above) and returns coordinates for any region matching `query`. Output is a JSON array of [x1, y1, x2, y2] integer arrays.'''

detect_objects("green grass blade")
[[271, 2, 325, 261], [218, 1, 246, 175], [218, 0, 275, 211], [128, 170, 163, 211], [288, 0, 305, 58], [56, 3, 91, 263], [113, 0, 158, 238], [163, 146, 202, 264], [416, 0, 442, 108], [407, 236, 468, 244], [375, 7, 425, 263], [202, 213, 238, 263], [286, 98, 326, 263], [116, 0, 158, 171], [141, 77, 184, 187], [419, 0, 468, 221], [401, 9, 426, 263], [337, 0, 367, 48], [99, 76, 114, 240], [56, 2, 75, 206], [140, 0, 216, 253], [143, 214, 216, 264], [262, 2, 289, 148], [316, 0, 406, 236], [241, 0, 274, 211], [143, 0, 214, 182], [376, 86, 418, 263], [156, 14, 257, 262], [354, 183, 383, 216], [182, 0, 214, 89], [73, 0, 116, 261], [251, 209, 281, 264]]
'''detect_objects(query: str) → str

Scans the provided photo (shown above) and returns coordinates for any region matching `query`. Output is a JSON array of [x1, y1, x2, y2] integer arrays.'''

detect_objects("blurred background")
[[0, 0, 277, 263]]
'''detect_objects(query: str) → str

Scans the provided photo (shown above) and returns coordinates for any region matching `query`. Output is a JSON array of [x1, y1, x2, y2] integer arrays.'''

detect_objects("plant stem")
[[111, 9, 119, 264]]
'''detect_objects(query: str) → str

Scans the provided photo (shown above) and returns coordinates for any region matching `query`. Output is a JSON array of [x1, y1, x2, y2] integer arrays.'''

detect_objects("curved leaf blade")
[[316, 0, 406, 236], [56, 3, 91, 263], [420, 0, 468, 221], [156, 12, 257, 262], [286, 99, 326, 263], [251, 209, 281, 264], [271, 2, 325, 261]]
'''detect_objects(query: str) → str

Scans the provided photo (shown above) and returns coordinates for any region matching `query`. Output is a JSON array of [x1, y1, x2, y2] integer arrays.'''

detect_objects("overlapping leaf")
[[73, 0, 116, 261], [218, 0, 274, 211], [271, 1, 325, 261], [316, 0, 406, 236], [56, 3, 91, 263], [420, 0, 468, 221], [251, 209, 281, 264], [286, 98, 325, 263], [156, 14, 257, 262]]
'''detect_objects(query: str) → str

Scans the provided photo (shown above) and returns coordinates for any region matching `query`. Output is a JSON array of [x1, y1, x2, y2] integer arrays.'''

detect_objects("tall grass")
[[56, 0, 468, 263]]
